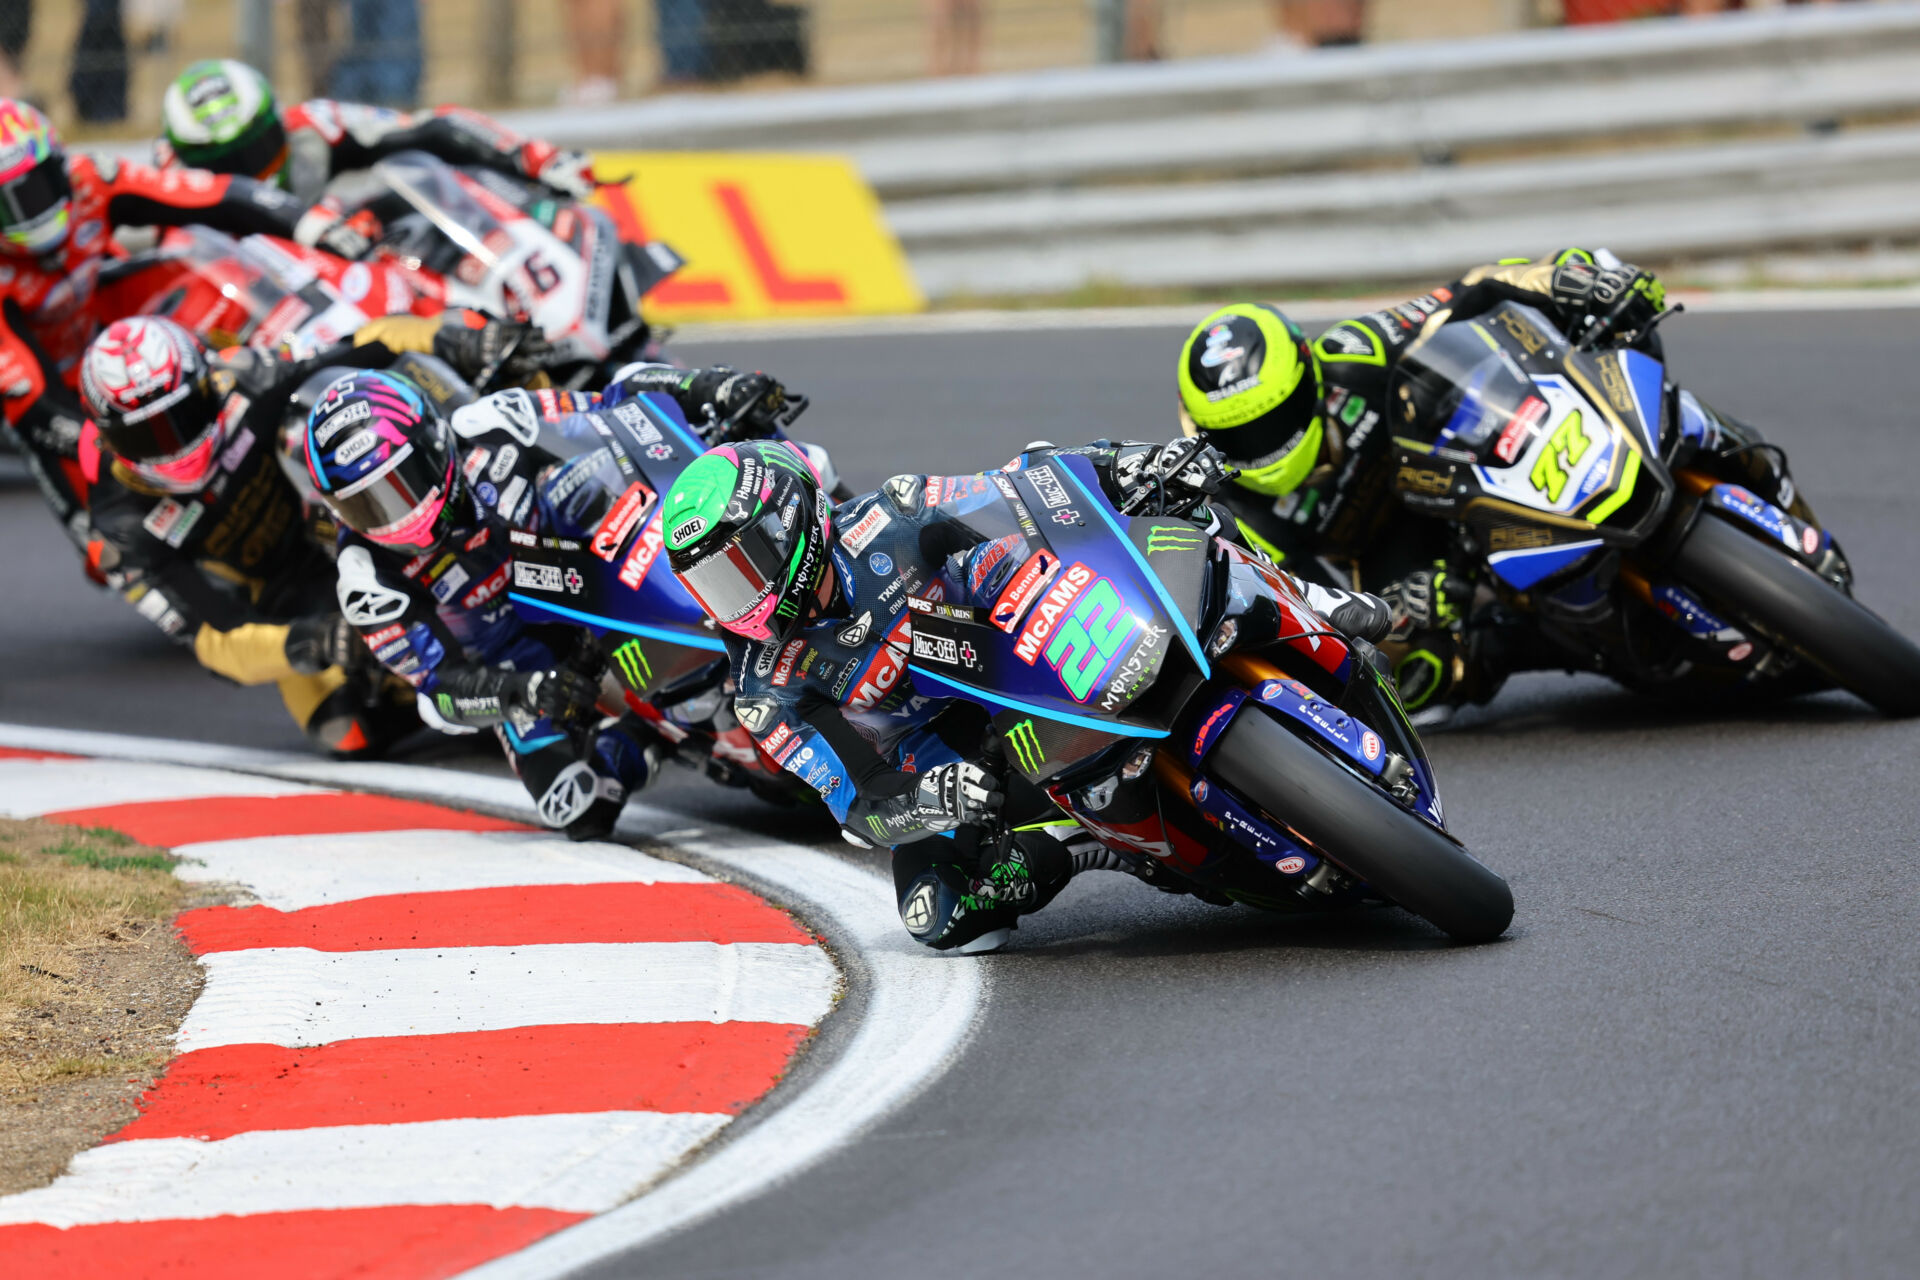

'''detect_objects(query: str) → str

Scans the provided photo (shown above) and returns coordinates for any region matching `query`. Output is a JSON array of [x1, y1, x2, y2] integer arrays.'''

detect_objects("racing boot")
[[1299, 579, 1394, 644], [1379, 562, 1506, 724], [895, 829, 1073, 954], [564, 720, 663, 843]]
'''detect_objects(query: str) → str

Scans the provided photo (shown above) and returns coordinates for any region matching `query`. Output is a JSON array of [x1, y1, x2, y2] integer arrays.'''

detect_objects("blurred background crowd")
[[0, 0, 1875, 134]]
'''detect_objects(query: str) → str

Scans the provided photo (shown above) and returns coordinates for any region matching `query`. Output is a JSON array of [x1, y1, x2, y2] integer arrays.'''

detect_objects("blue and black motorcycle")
[[1388, 300, 1920, 716]]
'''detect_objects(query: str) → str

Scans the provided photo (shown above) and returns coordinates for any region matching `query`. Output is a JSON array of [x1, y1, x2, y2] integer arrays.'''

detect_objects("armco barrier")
[[510, 5, 1920, 300]]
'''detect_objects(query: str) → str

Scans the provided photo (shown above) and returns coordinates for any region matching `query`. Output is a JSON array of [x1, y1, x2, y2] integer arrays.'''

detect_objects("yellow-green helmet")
[[1176, 303, 1323, 498]]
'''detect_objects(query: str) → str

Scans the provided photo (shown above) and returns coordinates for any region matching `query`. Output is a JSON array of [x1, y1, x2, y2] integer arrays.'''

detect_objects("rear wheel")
[[1209, 708, 1514, 943], [1669, 513, 1920, 716]]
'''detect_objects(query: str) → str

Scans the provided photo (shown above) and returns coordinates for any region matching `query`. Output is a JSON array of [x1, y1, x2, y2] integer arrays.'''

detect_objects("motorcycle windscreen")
[[908, 453, 1201, 733], [1394, 319, 1551, 467]]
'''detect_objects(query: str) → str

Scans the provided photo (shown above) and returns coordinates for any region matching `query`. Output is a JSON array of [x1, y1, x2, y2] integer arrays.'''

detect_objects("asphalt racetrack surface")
[[5, 311, 1918, 1278]]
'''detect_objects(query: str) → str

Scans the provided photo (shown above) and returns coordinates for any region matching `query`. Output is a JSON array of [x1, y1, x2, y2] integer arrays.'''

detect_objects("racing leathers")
[[720, 442, 1387, 952], [156, 100, 597, 207], [336, 367, 796, 838], [1208, 249, 1690, 716], [86, 315, 510, 755], [1, 155, 306, 555]]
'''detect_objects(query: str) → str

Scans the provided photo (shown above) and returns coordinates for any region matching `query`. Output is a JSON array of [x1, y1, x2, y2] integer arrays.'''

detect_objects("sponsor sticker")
[[1361, 730, 1382, 762], [618, 520, 665, 589], [991, 551, 1059, 633], [1275, 855, 1308, 875], [428, 563, 471, 603], [1014, 562, 1094, 664], [514, 561, 564, 592], [772, 638, 807, 686], [912, 631, 960, 665], [1494, 396, 1548, 465], [1024, 464, 1071, 509], [590, 481, 656, 562], [839, 505, 892, 554], [488, 444, 520, 483]]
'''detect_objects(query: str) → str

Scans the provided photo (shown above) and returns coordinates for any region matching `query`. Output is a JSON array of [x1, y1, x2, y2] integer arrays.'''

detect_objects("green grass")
[[43, 829, 173, 875]]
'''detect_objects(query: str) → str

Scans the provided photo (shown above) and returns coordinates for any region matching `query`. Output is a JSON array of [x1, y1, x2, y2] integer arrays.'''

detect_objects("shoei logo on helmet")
[[334, 430, 379, 466], [672, 517, 706, 546]]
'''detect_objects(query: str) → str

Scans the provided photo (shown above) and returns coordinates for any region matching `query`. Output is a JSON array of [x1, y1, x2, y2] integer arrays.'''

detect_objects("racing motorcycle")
[[92, 224, 437, 357], [516, 439, 1516, 942], [329, 152, 685, 388], [469, 380, 823, 802], [1388, 301, 1920, 716]]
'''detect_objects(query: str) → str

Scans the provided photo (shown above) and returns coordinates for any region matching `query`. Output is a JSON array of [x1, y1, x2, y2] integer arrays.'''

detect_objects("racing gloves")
[[514, 668, 604, 724], [535, 149, 600, 199], [1298, 579, 1394, 645], [914, 761, 1004, 834], [293, 199, 379, 261], [432, 314, 555, 385], [1550, 259, 1666, 343], [285, 613, 369, 675]]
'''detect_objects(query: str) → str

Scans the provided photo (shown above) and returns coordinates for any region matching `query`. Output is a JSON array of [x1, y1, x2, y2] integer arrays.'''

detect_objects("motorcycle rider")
[[663, 438, 1392, 953], [301, 360, 809, 838], [79, 309, 548, 755], [0, 98, 340, 562], [1176, 248, 1687, 718], [156, 59, 600, 214]]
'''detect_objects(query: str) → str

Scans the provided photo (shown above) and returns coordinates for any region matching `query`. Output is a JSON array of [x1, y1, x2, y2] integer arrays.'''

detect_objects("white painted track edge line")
[[0, 722, 986, 1277]]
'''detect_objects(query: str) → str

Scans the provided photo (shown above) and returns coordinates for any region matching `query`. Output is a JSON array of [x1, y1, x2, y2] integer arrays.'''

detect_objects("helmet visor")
[[112, 381, 221, 492], [678, 515, 790, 634], [329, 442, 456, 550], [0, 157, 71, 253]]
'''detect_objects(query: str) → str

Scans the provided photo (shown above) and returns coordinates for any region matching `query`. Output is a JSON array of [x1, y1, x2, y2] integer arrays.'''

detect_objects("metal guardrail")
[[503, 5, 1920, 299], [84, 5, 1920, 300]]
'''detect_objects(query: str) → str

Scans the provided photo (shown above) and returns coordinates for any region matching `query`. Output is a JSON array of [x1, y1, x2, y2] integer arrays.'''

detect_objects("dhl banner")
[[589, 152, 924, 322]]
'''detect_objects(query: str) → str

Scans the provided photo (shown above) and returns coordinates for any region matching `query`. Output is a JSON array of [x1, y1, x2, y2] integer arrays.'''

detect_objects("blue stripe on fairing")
[[638, 392, 709, 457], [907, 664, 1168, 739], [1485, 538, 1605, 590], [1058, 461, 1213, 679], [1619, 350, 1666, 454], [506, 593, 729, 652]]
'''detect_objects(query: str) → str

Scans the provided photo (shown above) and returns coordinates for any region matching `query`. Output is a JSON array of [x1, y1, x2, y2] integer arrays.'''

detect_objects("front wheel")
[[1669, 513, 1920, 716], [1209, 708, 1514, 943]]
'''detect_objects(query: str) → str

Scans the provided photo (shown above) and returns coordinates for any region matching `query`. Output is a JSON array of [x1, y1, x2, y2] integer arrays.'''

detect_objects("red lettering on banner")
[[618, 520, 665, 589], [713, 183, 846, 305], [591, 482, 655, 563], [593, 185, 732, 306]]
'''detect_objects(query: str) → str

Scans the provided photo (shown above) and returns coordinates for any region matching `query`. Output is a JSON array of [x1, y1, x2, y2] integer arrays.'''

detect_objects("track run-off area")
[[1, 303, 1917, 1278]]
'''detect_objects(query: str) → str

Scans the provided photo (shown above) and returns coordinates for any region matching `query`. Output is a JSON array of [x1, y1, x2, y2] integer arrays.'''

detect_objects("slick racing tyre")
[[1671, 513, 1920, 717], [1210, 707, 1514, 943]]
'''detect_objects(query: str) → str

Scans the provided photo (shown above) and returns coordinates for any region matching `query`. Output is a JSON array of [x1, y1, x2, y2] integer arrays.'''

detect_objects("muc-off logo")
[[1025, 465, 1071, 510], [513, 561, 564, 593]]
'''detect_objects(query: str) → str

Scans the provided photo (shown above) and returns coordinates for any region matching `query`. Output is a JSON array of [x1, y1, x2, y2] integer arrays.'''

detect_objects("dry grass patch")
[[0, 818, 210, 1195]]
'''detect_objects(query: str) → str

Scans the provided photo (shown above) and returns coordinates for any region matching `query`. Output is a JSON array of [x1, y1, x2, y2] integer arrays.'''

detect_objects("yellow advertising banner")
[[589, 152, 924, 322]]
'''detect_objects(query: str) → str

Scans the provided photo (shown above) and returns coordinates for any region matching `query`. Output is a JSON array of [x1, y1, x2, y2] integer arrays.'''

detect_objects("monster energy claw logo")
[[1146, 524, 1206, 554], [1006, 719, 1046, 773], [612, 639, 652, 691], [868, 814, 887, 841]]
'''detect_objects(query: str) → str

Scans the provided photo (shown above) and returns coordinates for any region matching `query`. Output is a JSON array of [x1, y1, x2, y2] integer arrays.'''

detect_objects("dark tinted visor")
[[0, 156, 70, 230], [329, 436, 456, 549]]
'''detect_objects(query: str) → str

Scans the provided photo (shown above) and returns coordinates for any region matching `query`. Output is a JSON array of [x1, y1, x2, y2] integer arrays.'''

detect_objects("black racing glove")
[[1550, 260, 1666, 343], [284, 613, 368, 675], [434, 316, 555, 385], [913, 761, 1004, 833], [510, 667, 602, 724], [688, 367, 788, 438]]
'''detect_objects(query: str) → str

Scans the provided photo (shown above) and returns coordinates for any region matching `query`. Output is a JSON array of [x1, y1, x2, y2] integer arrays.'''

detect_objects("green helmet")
[[1176, 303, 1323, 498], [161, 60, 288, 185], [664, 440, 832, 645]]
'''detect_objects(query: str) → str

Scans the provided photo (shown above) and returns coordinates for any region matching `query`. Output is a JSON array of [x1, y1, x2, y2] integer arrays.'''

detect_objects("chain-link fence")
[[20, 0, 1816, 139]]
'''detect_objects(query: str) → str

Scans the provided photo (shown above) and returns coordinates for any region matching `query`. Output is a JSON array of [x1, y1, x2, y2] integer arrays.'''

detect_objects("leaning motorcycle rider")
[[0, 98, 334, 566], [156, 59, 600, 246], [79, 309, 547, 756], [301, 360, 812, 838], [662, 437, 1392, 953], [1173, 248, 1784, 719]]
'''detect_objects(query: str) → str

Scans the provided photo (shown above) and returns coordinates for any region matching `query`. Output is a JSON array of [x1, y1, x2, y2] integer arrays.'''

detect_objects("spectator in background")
[[929, 0, 982, 76], [565, 0, 625, 101], [1271, 0, 1364, 50], [656, 0, 711, 86], [0, 0, 26, 100], [71, 0, 129, 121], [297, 0, 340, 98], [333, 0, 422, 106]]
